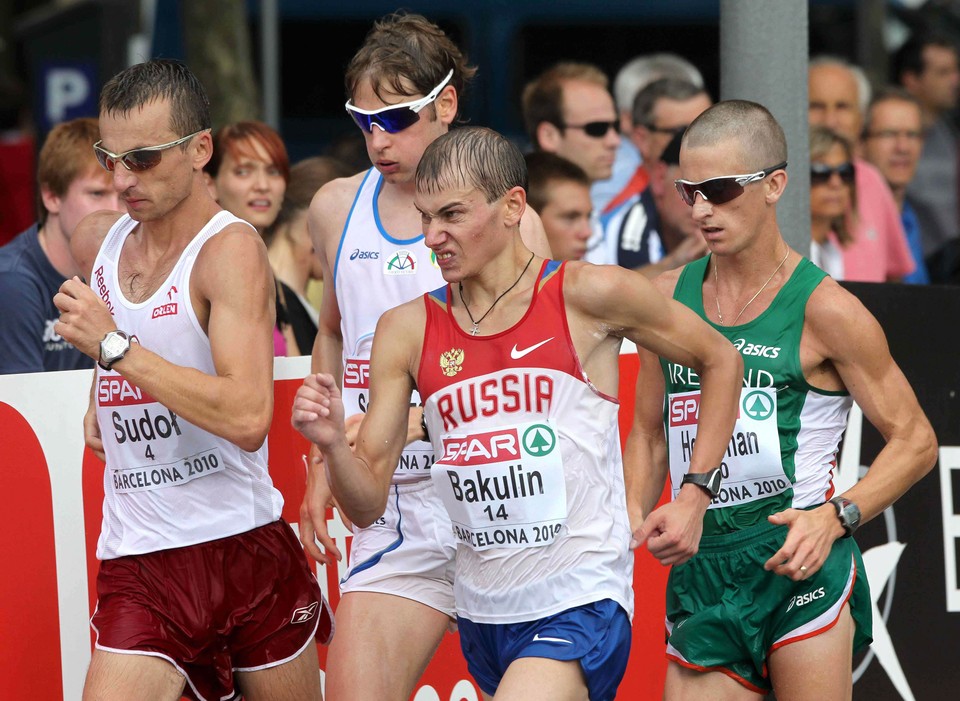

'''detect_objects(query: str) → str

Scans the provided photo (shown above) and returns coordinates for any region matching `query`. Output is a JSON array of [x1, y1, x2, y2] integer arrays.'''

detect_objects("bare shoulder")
[[805, 276, 885, 356], [309, 172, 368, 235], [195, 221, 271, 289], [72, 210, 124, 277], [562, 260, 666, 306], [651, 266, 682, 297], [374, 295, 428, 366]]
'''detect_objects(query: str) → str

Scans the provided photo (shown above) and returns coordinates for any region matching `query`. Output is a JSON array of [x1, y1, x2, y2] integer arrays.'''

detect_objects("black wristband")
[[420, 407, 430, 442]]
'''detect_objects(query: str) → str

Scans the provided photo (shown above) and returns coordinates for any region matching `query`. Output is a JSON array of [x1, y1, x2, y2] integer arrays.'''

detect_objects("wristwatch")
[[99, 330, 131, 370], [828, 496, 861, 538], [680, 467, 723, 500]]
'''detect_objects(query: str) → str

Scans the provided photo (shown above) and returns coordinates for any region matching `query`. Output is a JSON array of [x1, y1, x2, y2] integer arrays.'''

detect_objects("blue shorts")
[[457, 599, 631, 701]]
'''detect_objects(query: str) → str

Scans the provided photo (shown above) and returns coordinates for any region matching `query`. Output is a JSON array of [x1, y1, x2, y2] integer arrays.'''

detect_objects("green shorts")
[[665, 520, 872, 692]]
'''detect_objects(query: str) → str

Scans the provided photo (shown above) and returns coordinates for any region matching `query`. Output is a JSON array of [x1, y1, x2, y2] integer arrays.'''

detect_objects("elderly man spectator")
[[861, 87, 931, 283], [808, 56, 915, 282], [894, 33, 960, 284]]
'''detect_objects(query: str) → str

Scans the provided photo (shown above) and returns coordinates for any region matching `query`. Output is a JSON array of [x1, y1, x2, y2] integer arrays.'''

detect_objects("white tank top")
[[334, 169, 444, 484], [92, 211, 283, 559]]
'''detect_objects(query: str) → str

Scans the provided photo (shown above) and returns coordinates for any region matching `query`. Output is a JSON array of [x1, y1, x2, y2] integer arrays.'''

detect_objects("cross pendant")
[[470, 323, 480, 336]]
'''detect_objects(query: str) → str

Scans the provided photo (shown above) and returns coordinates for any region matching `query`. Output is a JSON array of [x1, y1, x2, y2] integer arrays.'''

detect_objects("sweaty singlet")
[[418, 260, 634, 623], [93, 211, 283, 559], [334, 168, 444, 484], [662, 255, 852, 535]]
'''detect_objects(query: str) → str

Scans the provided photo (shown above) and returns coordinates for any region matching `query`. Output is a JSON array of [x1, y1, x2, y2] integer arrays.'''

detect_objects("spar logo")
[[522, 423, 556, 456], [441, 428, 521, 465], [669, 393, 701, 427], [742, 390, 775, 421], [343, 358, 369, 389], [97, 377, 156, 407], [384, 250, 417, 275]]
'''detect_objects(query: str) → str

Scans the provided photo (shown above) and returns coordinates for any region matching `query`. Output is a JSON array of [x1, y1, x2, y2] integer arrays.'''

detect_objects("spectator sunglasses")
[[346, 69, 454, 134], [93, 129, 209, 172], [561, 120, 619, 138], [675, 162, 787, 206], [810, 161, 855, 185]]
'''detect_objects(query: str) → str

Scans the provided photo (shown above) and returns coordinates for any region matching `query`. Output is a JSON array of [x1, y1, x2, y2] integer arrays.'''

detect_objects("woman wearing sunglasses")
[[809, 125, 856, 280]]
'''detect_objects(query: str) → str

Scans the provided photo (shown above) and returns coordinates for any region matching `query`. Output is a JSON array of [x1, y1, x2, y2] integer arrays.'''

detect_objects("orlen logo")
[[441, 429, 521, 466], [786, 586, 825, 612], [669, 393, 702, 427], [349, 249, 379, 260], [151, 302, 178, 319], [343, 359, 370, 389], [97, 377, 156, 407], [732, 338, 781, 358]]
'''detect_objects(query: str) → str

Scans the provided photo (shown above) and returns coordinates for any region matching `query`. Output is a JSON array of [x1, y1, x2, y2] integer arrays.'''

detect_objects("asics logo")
[[510, 337, 554, 360], [532, 633, 573, 644], [786, 586, 825, 612]]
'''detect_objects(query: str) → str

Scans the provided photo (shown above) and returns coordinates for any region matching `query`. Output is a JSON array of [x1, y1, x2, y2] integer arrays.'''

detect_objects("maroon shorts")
[[91, 519, 333, 701]]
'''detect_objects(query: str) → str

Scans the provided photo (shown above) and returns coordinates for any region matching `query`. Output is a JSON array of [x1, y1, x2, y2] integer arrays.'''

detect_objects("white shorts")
[[340, 478, 456, 617]]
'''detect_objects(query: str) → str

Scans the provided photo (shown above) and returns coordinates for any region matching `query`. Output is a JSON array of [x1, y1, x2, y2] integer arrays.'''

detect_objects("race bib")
[[111, 447, 225, 494], [667, 388, 787, 508], [431, 421, 567, 550]]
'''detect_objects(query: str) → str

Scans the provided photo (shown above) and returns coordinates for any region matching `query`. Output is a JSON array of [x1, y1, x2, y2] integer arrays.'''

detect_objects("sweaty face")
[[538, 179, 593, 260], [213, 138, 286, 232], [810, 143, 852, 223], [862, 99, 923, 194], [678, 138, 776, 256], [351, 77, 451, 186], [808, 64, 863, 144], [98, 99, 201, 223], [553, 80, 619, 182], [49, 165, 123, 240]]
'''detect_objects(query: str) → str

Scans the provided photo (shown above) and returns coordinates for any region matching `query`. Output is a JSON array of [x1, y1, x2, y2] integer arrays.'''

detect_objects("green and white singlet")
[[662, 255, 853, 535]]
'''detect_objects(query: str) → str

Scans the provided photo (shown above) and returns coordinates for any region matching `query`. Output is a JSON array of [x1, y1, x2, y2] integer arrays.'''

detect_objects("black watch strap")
[[680, 467, 723, 500]]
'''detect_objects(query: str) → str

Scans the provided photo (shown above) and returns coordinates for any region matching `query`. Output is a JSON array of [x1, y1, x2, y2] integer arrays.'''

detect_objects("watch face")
[[102, 333, 129, 360]]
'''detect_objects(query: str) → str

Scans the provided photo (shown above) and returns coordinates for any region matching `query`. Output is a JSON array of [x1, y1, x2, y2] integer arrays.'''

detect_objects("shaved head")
[[683, 100, 787, 171]]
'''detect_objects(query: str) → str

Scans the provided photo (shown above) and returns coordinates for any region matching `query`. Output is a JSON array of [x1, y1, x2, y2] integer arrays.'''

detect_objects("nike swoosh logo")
[[532, 633, 573, 644], [511, 337, 554, 360]]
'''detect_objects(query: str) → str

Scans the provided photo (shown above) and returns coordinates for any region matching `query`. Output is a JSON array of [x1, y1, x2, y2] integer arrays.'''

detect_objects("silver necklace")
[[458, 251, 535, 336], [714, 247, 790, 326]]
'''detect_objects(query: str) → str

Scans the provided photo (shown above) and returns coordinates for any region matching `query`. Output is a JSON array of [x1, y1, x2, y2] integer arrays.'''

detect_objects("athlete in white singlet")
[[56, 59, 327, 701], [293, 126, 743, 701], [297, 13, 550, 701]]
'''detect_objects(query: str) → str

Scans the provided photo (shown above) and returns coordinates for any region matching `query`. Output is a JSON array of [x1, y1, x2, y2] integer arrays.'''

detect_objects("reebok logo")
[[786, 586, 825, 612], [291, 601, 319, 624], [510, 337, 553, 360], [532, 633, 573, 644]]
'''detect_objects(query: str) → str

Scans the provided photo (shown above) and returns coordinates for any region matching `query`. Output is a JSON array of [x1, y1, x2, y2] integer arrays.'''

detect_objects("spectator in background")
[[894, 33, 960, 284], [524, 151, 593, 260], [601, 78, 711, 270], [0, 117, 122, 374], [262, 155, 351, 354], [595, 53, 704, 213], [861, 87, 931, 283], [0, 74, 36, 246], [809, 125, 856, 280], [205, 121, 308, 356], [521, 61, 619, 263], [808, 56, 915, 282]]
